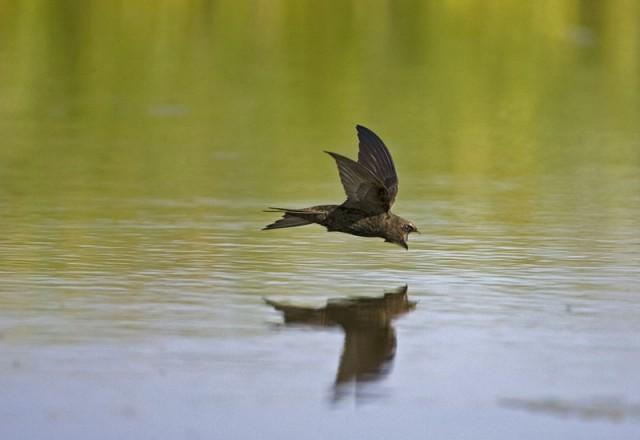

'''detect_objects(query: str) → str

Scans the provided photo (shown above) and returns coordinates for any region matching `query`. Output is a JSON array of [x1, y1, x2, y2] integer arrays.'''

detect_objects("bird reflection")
[[265, 285, 416, 402]]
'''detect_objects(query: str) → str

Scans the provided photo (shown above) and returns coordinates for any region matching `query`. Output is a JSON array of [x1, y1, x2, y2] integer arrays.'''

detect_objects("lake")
[[1, 1, 639, 439]]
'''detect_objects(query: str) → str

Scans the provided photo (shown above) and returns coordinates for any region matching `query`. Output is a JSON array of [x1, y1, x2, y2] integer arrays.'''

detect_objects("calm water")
[[1, 2, 640, 439]]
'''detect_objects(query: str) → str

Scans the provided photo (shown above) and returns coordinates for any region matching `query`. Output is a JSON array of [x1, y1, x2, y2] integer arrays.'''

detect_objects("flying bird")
[[263, 125, 418, 249]]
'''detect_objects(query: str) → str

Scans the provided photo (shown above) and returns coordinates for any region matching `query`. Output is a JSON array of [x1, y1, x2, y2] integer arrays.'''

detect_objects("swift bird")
[[263, 125, 418, 249]]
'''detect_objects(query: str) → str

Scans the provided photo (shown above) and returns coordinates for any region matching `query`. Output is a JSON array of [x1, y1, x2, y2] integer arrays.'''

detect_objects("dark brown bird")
[[263, 125, 418, 249]]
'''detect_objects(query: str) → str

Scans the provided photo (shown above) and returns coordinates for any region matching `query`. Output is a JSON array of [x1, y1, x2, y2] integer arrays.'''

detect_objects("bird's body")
[[266, 205, 412, 245], [264, 125, 418, 249]]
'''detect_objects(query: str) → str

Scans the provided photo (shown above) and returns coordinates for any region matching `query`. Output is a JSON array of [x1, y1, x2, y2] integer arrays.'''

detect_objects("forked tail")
[[262, 207, 314, 230]]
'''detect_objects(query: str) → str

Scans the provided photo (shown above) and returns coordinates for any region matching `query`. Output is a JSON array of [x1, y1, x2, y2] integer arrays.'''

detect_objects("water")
[[1, 2, 640, 439]]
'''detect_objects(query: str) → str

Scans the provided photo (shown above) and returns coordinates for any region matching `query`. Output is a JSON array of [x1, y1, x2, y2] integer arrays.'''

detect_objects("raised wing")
[[356, 125, 398, 207], [325, 151, 394, 213]]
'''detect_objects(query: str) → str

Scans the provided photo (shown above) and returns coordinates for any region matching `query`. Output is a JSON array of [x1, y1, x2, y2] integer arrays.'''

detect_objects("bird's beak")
[[414, 228, 420, 234]]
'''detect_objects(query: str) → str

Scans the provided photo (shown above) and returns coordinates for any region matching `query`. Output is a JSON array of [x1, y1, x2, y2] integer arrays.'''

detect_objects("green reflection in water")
[[0, 1, 638, 284]]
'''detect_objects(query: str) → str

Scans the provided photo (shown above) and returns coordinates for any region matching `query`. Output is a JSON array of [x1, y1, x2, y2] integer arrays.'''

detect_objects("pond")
[[1, 2, 639, 439]]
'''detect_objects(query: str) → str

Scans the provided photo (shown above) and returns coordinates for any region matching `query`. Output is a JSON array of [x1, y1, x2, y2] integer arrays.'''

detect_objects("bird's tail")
[[262, 207, 315, 230]]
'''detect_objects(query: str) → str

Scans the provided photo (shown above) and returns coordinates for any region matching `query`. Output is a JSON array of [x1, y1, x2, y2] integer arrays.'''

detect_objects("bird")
[[263, 125, 418, 249]]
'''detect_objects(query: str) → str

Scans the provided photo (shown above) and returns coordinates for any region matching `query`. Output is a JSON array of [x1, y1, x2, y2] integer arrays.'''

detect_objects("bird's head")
[[385, 215, 419, 250]]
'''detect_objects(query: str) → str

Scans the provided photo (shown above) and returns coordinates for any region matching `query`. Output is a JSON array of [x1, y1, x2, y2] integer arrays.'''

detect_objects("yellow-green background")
[[1, 0, 638, 197], [1, 2, 640, 437], [1, 1, 638, 283]]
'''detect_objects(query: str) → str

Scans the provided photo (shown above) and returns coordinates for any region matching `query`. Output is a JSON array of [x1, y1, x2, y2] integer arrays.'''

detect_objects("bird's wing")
[[325, 151, 393, 214], [356, 125, 399, 208]]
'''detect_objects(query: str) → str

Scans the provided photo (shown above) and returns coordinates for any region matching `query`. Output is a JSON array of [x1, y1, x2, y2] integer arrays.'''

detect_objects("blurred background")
[[1, 1, 639, 439]]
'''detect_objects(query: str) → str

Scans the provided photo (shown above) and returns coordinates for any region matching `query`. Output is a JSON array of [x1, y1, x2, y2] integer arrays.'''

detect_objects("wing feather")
[[325, 151, 392, 213], [356, 125, 399, 207]]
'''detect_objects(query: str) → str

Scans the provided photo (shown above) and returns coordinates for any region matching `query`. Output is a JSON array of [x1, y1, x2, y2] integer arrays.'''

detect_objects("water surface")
[[1, 2, 640, 439]]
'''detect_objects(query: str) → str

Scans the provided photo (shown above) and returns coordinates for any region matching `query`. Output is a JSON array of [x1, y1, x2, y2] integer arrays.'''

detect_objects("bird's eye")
[[403, 224, 412, 232]]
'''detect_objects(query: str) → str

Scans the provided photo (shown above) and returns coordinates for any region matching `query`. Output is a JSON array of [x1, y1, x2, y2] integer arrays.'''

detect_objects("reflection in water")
[[500, 397, 640, 422], [266, 285, 416, 402]]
